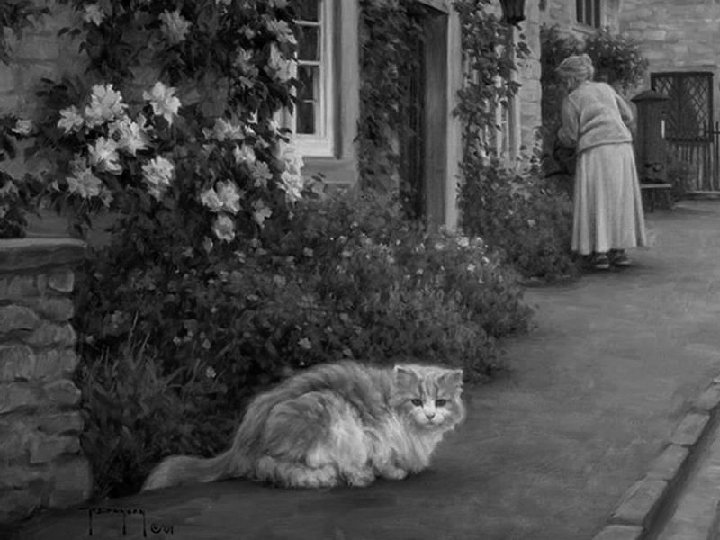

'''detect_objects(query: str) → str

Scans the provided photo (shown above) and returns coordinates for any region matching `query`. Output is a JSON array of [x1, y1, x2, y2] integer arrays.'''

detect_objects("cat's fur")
[[142, 361, 465, 491]]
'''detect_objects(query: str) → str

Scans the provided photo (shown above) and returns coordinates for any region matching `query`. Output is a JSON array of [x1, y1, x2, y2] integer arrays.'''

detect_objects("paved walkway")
[[10, 201, 720, 540]]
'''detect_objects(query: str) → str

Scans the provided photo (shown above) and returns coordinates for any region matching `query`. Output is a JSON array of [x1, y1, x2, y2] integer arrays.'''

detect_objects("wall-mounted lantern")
[[500, 0, 526, 26]]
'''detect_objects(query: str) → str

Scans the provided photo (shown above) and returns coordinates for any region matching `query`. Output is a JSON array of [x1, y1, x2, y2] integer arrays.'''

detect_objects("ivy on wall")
[[357, 0, 425, 209]]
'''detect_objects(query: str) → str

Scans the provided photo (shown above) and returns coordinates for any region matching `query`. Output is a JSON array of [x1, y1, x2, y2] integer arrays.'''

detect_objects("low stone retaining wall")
[[0, 238, 91, 524]]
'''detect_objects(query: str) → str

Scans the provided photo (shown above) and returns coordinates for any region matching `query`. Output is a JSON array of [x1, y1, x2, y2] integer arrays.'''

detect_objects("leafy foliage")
[[0, 115, 42, 237], [357, 0, 425, 211]]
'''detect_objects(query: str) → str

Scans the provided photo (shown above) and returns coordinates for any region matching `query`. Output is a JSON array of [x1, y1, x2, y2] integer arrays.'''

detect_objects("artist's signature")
[[84, 506, 175, 537]]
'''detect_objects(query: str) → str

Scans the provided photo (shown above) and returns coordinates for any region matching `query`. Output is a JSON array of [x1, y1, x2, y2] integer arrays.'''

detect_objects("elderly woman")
[[556, 54, 646, 270]]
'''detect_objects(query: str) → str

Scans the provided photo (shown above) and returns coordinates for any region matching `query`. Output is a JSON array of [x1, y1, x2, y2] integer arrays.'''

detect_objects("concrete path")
[[9, 201, 720, 540]]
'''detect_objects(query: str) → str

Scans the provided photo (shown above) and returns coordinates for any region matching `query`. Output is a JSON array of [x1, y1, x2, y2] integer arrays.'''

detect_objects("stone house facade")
[[3, 0, 677, 233]]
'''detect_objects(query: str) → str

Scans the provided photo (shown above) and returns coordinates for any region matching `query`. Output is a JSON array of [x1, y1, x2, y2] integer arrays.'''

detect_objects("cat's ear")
[[393, 365, 419, 385], [440, 369, 464, 389]]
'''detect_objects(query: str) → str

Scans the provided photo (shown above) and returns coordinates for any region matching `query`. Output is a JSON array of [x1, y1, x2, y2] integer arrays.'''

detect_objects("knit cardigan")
[[557, 81, 634, 154]]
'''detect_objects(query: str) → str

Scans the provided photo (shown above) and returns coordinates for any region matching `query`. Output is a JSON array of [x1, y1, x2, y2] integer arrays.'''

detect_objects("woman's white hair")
[[555, 53, 595, 86]]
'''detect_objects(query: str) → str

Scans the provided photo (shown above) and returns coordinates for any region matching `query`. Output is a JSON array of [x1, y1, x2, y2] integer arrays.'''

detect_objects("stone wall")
[[517, 0, 543, 154], [619, 0, 720, 121], [0, 238, 91, 525]]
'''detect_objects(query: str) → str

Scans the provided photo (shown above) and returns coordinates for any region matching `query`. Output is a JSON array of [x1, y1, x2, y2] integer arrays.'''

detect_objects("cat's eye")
[[410, 399, 423, 407], [435, 399, 447, 407]]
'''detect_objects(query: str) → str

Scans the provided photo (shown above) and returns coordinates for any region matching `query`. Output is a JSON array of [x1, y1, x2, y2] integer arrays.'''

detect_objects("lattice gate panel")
[[652, 72, 719, 192]]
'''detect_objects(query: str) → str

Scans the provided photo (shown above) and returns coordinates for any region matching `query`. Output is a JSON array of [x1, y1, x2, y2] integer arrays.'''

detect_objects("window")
[[576, 0, 601, 28], [291, 0, 335, 157]]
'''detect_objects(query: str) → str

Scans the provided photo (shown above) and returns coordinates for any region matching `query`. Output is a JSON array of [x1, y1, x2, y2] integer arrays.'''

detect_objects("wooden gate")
[[651, 72, 720, 192]]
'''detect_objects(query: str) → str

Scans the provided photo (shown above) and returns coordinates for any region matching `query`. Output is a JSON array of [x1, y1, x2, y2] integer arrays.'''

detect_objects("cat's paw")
[[344, 469, 375, 488], [379, 466, 408, 481]]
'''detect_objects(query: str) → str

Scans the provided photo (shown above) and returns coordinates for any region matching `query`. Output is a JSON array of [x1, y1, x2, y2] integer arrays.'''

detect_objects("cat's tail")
[[141, 448, 247, 492]]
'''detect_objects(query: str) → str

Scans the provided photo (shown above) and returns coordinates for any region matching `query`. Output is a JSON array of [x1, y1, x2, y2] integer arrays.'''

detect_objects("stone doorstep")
[[598, 377, 720, 537]]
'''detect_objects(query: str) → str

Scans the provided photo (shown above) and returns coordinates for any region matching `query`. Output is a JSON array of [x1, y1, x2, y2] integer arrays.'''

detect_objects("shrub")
[[76, 324, 236, 498], [460, 158, 578, 281], [74, 187, 533, 495]]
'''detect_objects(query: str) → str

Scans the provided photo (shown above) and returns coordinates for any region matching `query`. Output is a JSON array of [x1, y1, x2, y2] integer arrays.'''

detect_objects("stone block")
[[0, 382, 40, 414], [670, 412, 709, 447], [48, 270, 75, 293], [0, 345, 35, 382], [24, 322, 76, 348], [0, 465, 49, 490], [5, 275, 39, 298], [30, 434, 80, 464], [20, 298, 74, 322], [0, 489, 41, 523], [37, 411, 84, 435], [592, 525, 643, 540], [49, 458, 92, 508], [44, 379, 81, 407], [0, 429, 26, 461], [611, 479, 668, 527], [0, 305, 41, 334], [33, 348, 78, 381], [694, 384, 720, 412], [646, 444, 688, 481]]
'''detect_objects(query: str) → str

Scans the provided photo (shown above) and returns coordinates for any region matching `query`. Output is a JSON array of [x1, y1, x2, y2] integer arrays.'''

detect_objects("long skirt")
[[572, 142, 647, 256]]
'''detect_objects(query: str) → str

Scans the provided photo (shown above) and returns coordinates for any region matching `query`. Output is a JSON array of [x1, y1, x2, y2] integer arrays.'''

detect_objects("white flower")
[[298, 337, 311, 350], [110, 115, 149, 156], [83, 4, 105, 25], [274, 139, 303, 176], [253, 200, 273, 228], [208, 118, 244, 141], [216, 180, 241, 214], [279, 171, 303, 203], [141, 156, 174, 200], [456, 236, 470, 248], [84, 85, 127, 128], [265, 20, 297, 45], [233, 48, 254, 72], [200, 188, 223, 212], [88, 138, 122, 174], [66, 167, 102, 198], [159, 10, 192, 44], [212, 214, 236, 242], [58, 106, 84, 133], [233, 143, 256, 165], [267, 43, 294, 83], [250, 161, 272, 188], [143, 82, 181, 125], [11, 119, 32, 136], [269, 0, 288, 7]]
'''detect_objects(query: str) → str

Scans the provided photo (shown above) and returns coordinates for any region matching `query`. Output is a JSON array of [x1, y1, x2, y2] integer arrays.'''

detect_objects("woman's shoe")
[[592, 253, 610, 270], [610, 249, 631, 267]]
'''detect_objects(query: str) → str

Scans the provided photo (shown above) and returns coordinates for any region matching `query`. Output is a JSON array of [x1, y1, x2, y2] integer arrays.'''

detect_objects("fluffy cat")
[[142, 361, 465, 491]]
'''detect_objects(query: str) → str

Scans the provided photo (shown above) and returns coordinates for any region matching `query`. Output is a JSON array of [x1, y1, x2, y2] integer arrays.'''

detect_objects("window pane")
[[297, 25, 319, 61], [297, 102, 315, 134], [295, 0, 319, 22], [584, 0, 592, 24], [576, 0, 583, 23], [297, 65, 318, 102], [296, 65, 319, 135]]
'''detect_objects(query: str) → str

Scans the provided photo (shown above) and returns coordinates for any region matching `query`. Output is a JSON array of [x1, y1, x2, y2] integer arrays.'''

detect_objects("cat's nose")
[[425, 412, 436, 419]]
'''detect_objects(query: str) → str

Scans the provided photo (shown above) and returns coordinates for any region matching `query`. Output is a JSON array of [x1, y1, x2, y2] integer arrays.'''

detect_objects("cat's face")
[[392, 364, 465, 431]]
